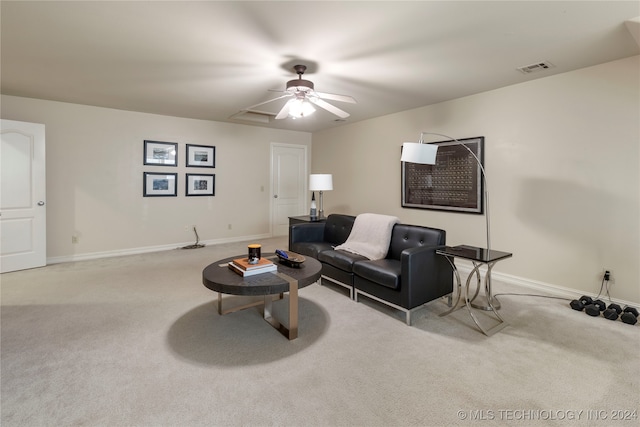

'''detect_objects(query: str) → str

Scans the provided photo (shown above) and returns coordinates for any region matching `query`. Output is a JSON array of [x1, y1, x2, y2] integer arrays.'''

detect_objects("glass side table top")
[[437, 245, 512, 263]]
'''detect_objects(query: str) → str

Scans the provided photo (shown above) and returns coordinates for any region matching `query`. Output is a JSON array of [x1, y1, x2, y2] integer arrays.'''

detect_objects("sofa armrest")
[[288, 223, 326, 248], [400, 244, 453, 307]]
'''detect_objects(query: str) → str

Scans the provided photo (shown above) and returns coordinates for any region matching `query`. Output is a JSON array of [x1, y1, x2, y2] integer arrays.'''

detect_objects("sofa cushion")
[[321, 263, 356, 286], [318, 249, 368, 272], [323, 214, 356, 245], [353, 259, 402, 290], [290, 242, 335, 259]]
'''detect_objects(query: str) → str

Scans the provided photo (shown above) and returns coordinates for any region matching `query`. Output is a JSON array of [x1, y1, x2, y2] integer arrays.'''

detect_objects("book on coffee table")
[[228, 261, 277, 277], [231, 257, 275, 271]]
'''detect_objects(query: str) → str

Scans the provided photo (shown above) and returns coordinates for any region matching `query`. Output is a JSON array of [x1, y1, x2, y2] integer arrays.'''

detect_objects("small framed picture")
[[186, 173, 215, 196], [144, 140, 178, 166], [186, 144, 215, 168], [143, 172, 177, 197]]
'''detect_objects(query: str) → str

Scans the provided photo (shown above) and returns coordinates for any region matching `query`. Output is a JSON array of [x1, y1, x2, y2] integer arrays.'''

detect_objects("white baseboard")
[[455, 261, 638, 309], [47, 241, 637, 309], [46, 233, 274, 265]]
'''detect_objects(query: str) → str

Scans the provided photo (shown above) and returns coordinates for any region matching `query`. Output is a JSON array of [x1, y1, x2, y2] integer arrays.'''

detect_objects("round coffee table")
[[202, 253, 321, 340]]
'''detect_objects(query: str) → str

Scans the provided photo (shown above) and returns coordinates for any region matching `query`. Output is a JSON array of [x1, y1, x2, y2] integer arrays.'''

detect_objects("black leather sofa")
[[289, 214, 453, 325]]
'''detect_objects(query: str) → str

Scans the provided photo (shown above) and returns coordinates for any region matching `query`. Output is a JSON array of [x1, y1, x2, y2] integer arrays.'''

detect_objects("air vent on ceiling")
[[516, 61, 555, 74], [229, 110, 275, 124]]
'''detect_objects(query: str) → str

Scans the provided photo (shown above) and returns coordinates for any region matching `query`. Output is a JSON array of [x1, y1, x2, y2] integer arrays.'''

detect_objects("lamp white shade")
[[309, 174, 333, 191], [400, 142, 439, 165]]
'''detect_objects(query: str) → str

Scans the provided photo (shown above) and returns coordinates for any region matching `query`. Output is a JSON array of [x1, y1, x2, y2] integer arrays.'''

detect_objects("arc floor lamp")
[[400, 132, 491, 253], [402, 133, 513, 322]]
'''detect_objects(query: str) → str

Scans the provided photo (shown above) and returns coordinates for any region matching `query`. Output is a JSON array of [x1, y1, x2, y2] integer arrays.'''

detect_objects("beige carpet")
[[1, 236, 639, 426]]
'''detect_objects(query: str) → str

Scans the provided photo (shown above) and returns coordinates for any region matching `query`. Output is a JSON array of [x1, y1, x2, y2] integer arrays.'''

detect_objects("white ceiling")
[[2, 1, 639, 133]]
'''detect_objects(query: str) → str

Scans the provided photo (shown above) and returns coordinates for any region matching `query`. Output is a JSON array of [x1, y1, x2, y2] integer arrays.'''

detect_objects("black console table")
[[437, 245, 512, 336], [289, 215, 327, 225]]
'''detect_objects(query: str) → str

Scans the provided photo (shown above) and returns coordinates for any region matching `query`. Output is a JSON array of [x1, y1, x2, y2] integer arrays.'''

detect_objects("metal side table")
[[437, 245, 512, 336]]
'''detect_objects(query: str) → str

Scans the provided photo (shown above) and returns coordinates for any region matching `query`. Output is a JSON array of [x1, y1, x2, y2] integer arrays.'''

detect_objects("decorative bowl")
[[276, 250, 306, 268]]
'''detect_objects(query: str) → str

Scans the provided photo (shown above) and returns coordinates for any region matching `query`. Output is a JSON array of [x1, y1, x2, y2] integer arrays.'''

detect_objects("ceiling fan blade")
[[314, 91, 357, 104], [275, 99, 294, 119], [309, 97, 350, 118], [243, 93, 292, 111]]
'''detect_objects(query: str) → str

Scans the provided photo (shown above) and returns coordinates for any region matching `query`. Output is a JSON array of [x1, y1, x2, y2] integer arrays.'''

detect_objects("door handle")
[[37, 201, 45, 206]]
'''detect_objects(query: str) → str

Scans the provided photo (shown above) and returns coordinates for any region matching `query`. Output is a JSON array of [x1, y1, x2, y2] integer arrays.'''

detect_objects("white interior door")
[[271, 143, 307, 236], [1, 120, 47, 273]]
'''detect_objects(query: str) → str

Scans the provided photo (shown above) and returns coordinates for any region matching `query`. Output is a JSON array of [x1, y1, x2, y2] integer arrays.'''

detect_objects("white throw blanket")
[[334, 213, 400, 260]]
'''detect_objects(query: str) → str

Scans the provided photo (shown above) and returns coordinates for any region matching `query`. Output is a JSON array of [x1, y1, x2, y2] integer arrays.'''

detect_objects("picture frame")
[[143, 172, 178, 197], [144, 140, 178, 166], [401, 136, 484, 214], [185, 173, 215, 196], [186, 144, 215, 168]]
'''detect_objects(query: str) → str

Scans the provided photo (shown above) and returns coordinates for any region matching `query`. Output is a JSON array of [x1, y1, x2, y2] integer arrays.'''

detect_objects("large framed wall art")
[[401, 136, 484, 214]]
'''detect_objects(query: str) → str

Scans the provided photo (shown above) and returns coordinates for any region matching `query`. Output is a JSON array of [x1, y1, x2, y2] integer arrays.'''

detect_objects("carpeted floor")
[[1, 236, 638, 426]]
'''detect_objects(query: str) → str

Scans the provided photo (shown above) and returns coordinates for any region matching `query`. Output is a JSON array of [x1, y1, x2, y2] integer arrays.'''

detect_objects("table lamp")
[[309, 174, 333, 218]]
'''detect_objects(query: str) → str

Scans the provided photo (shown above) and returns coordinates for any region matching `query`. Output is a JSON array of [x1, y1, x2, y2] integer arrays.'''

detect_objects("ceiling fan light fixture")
[[288, 98, 316, 118], [241, 63, 354, 121], [286, 78, 314, 93]]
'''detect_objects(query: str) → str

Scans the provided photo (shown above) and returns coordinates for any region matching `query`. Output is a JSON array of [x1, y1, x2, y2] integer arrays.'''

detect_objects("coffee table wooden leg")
[[218, 292, 273, 316], [263, 275, 299, 340], [288, 279, 298, 339]]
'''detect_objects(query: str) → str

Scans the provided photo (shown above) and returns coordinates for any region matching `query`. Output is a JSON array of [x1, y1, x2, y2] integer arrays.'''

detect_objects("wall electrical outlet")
[[72, 236, 78, 244], [228, 224, 232, 230]]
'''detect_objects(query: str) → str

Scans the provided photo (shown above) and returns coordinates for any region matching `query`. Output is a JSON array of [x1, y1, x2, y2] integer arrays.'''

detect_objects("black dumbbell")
[[570, 295, 593, 311], [585, 299, 606, 317], [603, 303, 622, 320], [621, 307, 639, 325]]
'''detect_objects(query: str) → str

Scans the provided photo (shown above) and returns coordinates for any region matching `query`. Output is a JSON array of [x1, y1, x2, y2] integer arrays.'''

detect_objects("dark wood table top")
[[202, 253, 322, 296]]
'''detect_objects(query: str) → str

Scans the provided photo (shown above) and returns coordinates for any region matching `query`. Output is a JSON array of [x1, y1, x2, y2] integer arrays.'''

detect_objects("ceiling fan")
[[243, 65, 356, 120]]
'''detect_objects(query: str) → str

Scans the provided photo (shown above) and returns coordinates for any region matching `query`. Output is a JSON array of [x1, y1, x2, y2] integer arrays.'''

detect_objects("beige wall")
[[2, 56, 637, 304], [1, 96, 311, 261], [312, 56, 640, 304]]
